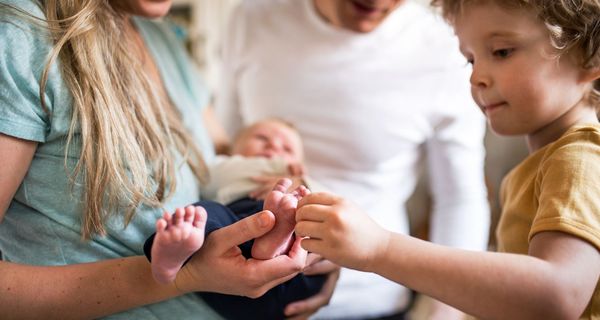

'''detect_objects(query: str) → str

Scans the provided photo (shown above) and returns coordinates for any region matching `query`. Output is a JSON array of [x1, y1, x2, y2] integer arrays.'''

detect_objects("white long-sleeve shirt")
[[216, 0, 490, 318]]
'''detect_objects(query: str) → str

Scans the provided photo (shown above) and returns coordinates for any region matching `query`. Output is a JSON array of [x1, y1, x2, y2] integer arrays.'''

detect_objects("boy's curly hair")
[[431, 0, 600, 109]]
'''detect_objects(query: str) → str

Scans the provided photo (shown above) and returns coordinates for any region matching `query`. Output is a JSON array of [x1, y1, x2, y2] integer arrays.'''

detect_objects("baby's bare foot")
[[252, 179, 310, 259], [151, 206, 207, 284]]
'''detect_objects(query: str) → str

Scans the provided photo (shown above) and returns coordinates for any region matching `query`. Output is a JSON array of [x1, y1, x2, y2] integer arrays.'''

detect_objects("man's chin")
[[343, 20, 381, 33]]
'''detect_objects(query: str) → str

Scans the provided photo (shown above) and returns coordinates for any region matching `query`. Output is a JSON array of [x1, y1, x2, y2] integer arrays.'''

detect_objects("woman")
[[0, 0, 319, 318]]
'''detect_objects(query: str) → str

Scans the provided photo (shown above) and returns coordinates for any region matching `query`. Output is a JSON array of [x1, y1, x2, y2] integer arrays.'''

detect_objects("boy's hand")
[[295, 192, 392, 272]]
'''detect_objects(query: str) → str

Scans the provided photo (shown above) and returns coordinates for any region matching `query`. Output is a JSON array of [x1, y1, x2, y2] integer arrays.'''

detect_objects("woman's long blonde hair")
[[3, 0, 208, 239]]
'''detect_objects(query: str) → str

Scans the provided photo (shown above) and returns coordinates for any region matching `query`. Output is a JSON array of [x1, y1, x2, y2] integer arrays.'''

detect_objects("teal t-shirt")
[[0, 1, 220, 319]]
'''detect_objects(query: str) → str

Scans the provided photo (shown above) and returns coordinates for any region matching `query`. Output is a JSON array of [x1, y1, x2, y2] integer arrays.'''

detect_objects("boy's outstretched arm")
[[295, 192, 600, 320]]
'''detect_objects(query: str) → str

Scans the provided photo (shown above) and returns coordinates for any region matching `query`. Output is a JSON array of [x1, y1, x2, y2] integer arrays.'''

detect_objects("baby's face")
[[233, 121, 304, 164]]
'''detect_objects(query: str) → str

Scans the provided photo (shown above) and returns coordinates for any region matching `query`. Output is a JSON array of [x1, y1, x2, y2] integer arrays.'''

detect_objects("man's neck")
[[312, 0, 341, 27]]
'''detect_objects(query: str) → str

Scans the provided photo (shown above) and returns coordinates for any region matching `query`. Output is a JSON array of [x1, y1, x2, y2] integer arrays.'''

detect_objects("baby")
[[203, 117, 309, 260], [144, 118, 325, 320]]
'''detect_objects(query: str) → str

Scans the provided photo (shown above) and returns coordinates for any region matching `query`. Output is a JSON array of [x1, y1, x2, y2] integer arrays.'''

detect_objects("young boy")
[[144, 119, 325, 319], [294, 1, 600, 319]]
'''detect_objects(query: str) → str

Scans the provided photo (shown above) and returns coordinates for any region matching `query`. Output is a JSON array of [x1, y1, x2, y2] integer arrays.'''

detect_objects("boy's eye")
[[493, 48, 514, 58]]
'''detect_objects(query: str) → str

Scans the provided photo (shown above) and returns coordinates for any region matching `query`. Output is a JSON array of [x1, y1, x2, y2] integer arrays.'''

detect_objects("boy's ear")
[[580, 66, 600, 83]]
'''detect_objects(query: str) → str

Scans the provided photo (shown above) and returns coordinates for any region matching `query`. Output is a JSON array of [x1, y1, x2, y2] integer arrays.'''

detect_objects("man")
[[216, 0, 490, 318]]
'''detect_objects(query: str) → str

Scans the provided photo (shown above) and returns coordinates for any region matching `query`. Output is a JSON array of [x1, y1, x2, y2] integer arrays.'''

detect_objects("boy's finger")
[[295, 220, 326, 239], [295, 204, 330, 222], [299, 238, 325, 255], [297, 192, 339, 207]]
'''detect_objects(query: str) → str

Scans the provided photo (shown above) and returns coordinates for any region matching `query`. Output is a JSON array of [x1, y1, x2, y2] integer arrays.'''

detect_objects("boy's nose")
[[470, 63, 491, 89]]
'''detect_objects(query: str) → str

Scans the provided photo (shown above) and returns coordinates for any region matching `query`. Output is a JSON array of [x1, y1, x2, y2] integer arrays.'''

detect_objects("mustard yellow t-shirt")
[[497, 124, 600, 319]]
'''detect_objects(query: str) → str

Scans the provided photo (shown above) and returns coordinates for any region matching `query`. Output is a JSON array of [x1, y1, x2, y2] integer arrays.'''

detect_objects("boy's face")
[[233, 121, 304, 164], [454, 2, 589, 137]]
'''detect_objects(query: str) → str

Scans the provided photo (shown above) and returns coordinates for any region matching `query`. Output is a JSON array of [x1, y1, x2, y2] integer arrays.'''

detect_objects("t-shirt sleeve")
[[0, 19, 51, 142], [531, 130, 600, 250]]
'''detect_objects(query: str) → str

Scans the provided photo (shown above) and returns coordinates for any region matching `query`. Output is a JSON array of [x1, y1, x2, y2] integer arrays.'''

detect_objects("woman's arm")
[[0, 211, 304, 320], [296, 192, 600, 320], [0, 256, 181, 320], [0, 134, 181, 319], [0, 134, 305, 319], [1, 212, 305, 320]]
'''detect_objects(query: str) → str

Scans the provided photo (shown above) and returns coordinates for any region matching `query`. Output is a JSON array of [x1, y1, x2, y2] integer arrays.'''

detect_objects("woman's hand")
[[295, 192, 392, 272], [283, 254, 340, 319], [175, 210, 307, 298]]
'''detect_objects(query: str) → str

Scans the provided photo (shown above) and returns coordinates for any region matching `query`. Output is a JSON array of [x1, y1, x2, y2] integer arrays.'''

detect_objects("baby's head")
[[231, 119, 304, 164], [432, 0, 600, 112]]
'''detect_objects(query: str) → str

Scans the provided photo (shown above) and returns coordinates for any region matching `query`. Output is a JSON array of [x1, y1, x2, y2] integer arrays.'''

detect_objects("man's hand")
[[284, 254, 340, 319]]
